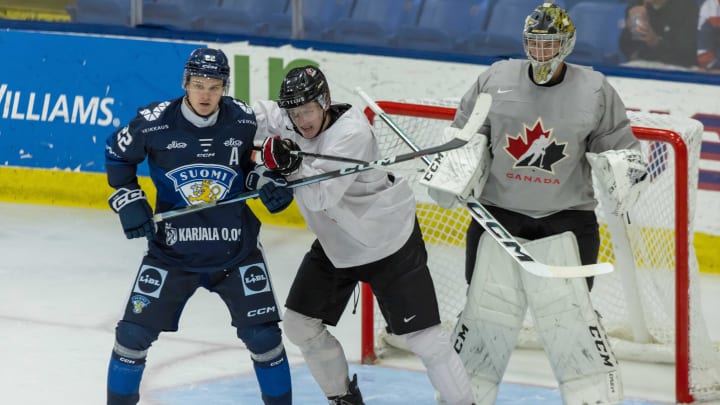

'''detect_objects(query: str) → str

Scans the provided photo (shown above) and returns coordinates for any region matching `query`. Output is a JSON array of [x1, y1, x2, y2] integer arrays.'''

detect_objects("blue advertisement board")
[[0, 31, 201, 174]]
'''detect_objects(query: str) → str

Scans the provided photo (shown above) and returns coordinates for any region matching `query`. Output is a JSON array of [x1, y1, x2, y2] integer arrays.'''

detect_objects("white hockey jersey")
[[253, 100, 416, 268]]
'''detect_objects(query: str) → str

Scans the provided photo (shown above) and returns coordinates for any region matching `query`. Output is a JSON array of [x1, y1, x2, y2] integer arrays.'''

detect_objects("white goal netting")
[[361, 100, 720, 403]]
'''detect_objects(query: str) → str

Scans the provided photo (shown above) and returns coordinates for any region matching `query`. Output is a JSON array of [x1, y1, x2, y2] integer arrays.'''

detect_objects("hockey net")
[[359, 100, 720, 403]]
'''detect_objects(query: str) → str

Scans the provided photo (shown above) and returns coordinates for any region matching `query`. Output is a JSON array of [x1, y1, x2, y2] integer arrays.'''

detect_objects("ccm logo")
[[453, 323, 469, 353], [248, 306, 276, 317], [422, 153, 446, 181], [339, 157, 397, 175]]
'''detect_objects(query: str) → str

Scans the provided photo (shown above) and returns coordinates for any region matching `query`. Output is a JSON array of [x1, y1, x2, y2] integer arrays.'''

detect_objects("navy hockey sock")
[[254, 348, 292, 404], [107, 354, 145, 405]]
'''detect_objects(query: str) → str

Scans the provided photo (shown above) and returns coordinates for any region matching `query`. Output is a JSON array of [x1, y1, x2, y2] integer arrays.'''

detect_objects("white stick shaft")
[[355, 88, 612, 278]]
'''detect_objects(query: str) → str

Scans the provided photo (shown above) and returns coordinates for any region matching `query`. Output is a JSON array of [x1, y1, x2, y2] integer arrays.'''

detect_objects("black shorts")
[[120, 243, 281, 333], [465, 206, 600, 289], [285, 219, 441, 335]]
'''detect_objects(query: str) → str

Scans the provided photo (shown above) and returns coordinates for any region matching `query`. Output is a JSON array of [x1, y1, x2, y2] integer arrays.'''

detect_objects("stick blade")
[[522, 261, 614, 278]]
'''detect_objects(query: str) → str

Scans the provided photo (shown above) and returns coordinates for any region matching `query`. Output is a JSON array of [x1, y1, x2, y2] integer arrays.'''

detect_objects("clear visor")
[[287, 102, 323, 123]]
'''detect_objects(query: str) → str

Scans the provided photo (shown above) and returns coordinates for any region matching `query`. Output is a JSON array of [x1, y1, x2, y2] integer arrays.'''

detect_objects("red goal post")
[[360, 100, 717, 404]]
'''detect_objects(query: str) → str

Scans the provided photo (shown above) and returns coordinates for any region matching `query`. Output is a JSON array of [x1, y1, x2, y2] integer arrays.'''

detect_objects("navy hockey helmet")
[[277, 66, 330, 109], [183, 48, 230, 90], [522, 2, 576, 84]]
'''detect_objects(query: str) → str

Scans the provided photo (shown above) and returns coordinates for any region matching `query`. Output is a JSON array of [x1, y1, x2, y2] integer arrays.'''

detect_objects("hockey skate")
[[328, 374, 364, 405]]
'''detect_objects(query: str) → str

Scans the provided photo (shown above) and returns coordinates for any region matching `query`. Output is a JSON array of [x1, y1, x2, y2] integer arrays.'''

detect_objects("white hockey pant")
[[282, 309, 350, 397], [453, 231, 623, 404], [404, 324, 474, 405]]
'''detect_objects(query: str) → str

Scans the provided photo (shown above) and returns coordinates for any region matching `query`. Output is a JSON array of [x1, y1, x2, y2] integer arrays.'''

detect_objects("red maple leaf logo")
[[503, 119, 567, 172], [505, 120, 550, 160]]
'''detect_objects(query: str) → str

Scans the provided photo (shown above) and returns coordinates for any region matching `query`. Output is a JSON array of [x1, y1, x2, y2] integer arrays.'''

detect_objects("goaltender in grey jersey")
[[455, 58, 640, 218], [421, 3, 649, 404]]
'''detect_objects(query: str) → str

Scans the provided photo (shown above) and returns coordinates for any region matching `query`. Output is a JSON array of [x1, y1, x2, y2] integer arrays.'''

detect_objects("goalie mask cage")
[[359, 100, 720, 404]]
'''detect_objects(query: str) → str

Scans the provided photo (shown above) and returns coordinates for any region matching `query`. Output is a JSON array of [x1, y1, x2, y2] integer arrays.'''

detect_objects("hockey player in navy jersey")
[[252, 66, 475, 405], [104, 48, 293, 405], [420, 3, 648, 404]]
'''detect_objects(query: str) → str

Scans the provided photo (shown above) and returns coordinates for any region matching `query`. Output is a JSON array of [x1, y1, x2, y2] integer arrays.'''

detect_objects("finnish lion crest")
[[166, 164, 237, 206]]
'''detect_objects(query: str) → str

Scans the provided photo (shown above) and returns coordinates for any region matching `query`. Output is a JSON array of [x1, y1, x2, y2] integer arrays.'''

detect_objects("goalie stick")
[[356, 88, 613, 278], [154, 132, 477, 223]]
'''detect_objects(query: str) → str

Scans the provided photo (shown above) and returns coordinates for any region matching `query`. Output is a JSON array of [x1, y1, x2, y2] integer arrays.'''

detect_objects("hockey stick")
[[154, 132, 476, 223], [290, 150, 368, 164], [356, 88, 613, 278], [252, 145, 369, 165]]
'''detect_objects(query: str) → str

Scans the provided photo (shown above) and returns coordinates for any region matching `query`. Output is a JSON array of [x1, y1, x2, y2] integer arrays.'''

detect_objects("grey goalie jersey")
[[455, 59, 640, 218]]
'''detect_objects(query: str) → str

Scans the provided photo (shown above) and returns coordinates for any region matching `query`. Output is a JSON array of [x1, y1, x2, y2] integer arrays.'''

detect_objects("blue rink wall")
[[0, 28, 718, 272], [0, 31, 199, 174]]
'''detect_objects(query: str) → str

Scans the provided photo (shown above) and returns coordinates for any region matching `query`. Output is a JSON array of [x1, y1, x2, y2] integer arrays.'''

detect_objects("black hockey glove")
[[246, 165, 294, 214], [262, 136, 302, 175], [259, 182, 294, 213], [108, 187, 156, 240]]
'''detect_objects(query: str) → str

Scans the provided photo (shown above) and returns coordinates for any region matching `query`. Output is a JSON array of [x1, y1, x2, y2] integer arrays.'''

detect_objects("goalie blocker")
[[420, 127, 490, 209], [454, 231, 622, 404]]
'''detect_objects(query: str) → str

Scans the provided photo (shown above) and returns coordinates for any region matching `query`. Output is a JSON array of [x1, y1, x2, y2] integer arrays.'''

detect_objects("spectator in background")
[[697, 0, 720, 72], [619, 0, 698, 68]]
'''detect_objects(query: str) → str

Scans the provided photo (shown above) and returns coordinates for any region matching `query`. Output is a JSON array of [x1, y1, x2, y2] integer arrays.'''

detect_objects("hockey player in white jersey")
[[252, 66, 475, 405], [421, 3, 648, 404]]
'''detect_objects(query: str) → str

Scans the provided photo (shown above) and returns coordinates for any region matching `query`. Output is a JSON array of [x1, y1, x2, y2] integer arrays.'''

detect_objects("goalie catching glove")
[[586, 149, 648, 216], [420, 127, 491, 209]]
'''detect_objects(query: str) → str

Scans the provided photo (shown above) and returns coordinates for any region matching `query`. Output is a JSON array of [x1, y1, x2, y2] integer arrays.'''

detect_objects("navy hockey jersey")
[[105, 96, 261, 272]]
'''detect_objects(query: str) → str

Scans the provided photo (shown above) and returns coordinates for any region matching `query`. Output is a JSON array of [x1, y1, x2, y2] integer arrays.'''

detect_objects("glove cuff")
[[109, 188, 148, 213]]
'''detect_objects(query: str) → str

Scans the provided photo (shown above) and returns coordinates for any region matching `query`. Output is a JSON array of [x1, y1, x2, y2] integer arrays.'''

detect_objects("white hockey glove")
[[420, 127, 490, 209], [586, 149, 648, 216]]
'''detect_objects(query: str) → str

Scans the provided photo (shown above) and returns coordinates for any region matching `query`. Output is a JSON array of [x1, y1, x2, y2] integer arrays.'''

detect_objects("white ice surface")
[[2, 202, 719, 404]]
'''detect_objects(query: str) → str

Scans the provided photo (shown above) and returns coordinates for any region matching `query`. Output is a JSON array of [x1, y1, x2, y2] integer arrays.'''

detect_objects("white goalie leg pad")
[[519, 232, 623, 404], [421, 128, 490, 209], [282, 309, 349, 397], [452, 232, 528, 404], [586, 149, 648, 216], [404, 324, 474, 405]]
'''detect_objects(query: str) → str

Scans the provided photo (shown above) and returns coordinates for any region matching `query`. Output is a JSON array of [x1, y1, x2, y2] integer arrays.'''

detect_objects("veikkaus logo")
[[0, 83, 116, 127]]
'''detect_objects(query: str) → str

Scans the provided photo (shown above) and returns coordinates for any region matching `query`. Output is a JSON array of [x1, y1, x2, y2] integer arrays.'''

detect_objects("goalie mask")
[[183, 48, 230, 93], [523, 3, 575, 85], [277, 66, 331, 110]]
